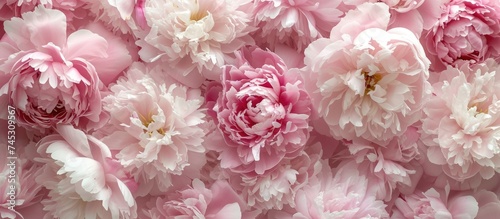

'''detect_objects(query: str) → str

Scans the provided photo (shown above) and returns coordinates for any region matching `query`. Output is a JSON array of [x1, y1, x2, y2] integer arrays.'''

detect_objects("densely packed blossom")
[[3, 0, 500, 218], [300, 2, 430, 145], [205, 46, 311, 174], [422, 59, 500, 182], [0, 6, 132, 132], [98, 62, 207, 195], [423, 0, 500, 70]]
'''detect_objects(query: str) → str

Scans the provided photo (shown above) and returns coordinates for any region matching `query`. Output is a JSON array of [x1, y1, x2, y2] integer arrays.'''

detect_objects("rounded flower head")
[[292, 161, 389, 219], [99, 62, 207, 194], [144, 179, 258, 219], [137, 0, 254, 87], [424, 0, 500, 70], [252, 0, 343, 51], [206, 46, 311, 174], [421, 59, 500, 181], [35, 125, 138, 219], [301, 3, 430, 144], [0, 6, 132, 132], [392, 188, 479, 218]]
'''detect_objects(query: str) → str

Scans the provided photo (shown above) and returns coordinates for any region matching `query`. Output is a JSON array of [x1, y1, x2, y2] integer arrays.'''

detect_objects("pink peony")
[[300, 2, 430, 145], [392, 188, 479, 218], [205, 46, 311, 174], [0, 6, 132, 132], [474, 190, 500, 218], [251, 0, 343, 51], [144, 179, 259, 219], [421, 59, 500, 181], [98, 62, 207, 195], [343, 0, 445, 36], [35, 124, 138, 219], [292, 160, 389, 218], [136, 0, 255, 87], [83, 0, 140, 34], [423, 0, 500, 70]]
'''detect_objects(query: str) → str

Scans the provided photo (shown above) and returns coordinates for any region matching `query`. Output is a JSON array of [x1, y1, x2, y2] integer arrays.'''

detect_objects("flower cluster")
[[2, 0, 500, 218]]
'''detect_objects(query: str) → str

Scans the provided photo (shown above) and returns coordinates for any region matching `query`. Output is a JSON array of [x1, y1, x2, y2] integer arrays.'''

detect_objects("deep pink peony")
[[144, 179, 259, 219], [0, 6, 132, 132], [300, 2, 430, 145], [35, 125, 138, 219], [421, 59, 500, 181], [251, 0, 343, 52], [205, 46, 311, 174], [423, 0, 500, 70]]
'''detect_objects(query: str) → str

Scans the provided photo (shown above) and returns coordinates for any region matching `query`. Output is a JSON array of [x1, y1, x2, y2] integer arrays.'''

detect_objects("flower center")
[[138, 112, 165, 135], [468, 103, 488, 115], [190, 10, 207, 21], [363, 71, 382, 95]]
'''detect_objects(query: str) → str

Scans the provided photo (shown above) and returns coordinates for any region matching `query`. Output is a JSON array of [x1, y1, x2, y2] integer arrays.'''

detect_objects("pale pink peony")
[[0, 6, 132, 132], [205, 46, 311, 174], [144, 179, 259, 219], [421, 59, 500, 181], [83, 0, 140, 34], [392, 187, 479, 218], [98, 62, 207, 195], [423, 0, 500, 71], [0, 0, 86, 22], [346, 126, 423, 200], [136, 0, 255, 87], [35, 124, 138, 219], [301, 2, 430, 145], [474, 190, 500, 218], [292, 160, 389, 218], [239, 143, 323, 210], [251, 0, 343, 51], [343, 0, 445, 36]]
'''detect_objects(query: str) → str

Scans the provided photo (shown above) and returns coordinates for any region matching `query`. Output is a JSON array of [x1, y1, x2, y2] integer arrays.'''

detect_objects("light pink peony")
[[421, 59, 500, 181], [392, 187, 479, 218], [343, 0, 445, 36], [136, 0, 255, 87], [0, 6, 132, 132], [98, 62, 207, 195], [423, 0, 500, 70], [144, 179, 259, 219], [251, 0, 343, 51], [474, 190, 500, 218], [300, 2, 430, 145], [205, 46, 311, 174], [292, 160, 389, 218], [83, 0, 140, 34], [35, 124, 138, 219]]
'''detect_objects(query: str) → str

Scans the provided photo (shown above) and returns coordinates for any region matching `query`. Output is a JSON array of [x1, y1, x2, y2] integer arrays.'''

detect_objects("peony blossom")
[[0, 6, 132, 132], [423, 0, 500, 71], [83, 0, 140, 34], [98, 62, 207, 195], [205, 46, 311, 174], [35, 125, 138, 219], [421, 59, 500, 181], [392, 187, 479, 218], [137, 0, 255, 87], [143, 179, 259, 219], [292, 160, 389, 218], [300, 2, 430, 145], [251, 0, 343, 51]]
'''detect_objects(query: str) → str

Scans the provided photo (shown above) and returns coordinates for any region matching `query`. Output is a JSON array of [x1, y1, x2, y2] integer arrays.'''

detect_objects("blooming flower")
[[99, 62, 207, 195], [301, 2, 430, 145], [292, 161, 389, 218], [205, 46, 311, 174], [0, 6, 132, 132], [423, 0, 500, 70], [35, 125, 138, 219], [392, 187, 479, 218], [144, 179, 258, 219], [251, 0, 343, 51], [421, 59, 500, 181], [137, 0, 254, 87]]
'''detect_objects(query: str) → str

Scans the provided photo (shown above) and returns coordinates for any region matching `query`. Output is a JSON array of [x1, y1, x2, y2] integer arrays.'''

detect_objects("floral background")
[[1, 0, 500, 218]]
